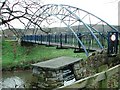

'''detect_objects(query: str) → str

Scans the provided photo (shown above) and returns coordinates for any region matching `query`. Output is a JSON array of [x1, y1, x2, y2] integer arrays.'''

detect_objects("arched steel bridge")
[[21, 4, 119, 56]]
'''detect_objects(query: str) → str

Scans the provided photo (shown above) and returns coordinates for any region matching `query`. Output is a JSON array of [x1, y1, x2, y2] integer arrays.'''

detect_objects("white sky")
[[3, 0, 119, 29], [43, 0, 119, 25]]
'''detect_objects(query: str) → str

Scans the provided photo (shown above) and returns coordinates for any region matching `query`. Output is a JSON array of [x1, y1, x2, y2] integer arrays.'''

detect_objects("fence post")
[[98, 78, 107, 88], [98, 72, 107, 88], [47, 34, 50, 46]]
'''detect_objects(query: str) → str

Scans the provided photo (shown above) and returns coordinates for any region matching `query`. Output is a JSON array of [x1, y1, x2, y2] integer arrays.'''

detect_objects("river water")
[[1, 70, 32, 88]]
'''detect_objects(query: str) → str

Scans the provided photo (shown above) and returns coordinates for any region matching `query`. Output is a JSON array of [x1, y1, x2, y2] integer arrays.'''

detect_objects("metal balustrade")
[[21, 33, 105, 55]]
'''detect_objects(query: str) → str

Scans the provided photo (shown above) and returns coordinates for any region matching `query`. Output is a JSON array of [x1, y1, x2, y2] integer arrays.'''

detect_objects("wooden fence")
[[57, 64, 120, 89]]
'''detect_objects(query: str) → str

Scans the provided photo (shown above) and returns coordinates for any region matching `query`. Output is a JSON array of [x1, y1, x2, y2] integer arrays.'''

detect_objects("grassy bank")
[[2, 41, 87, 71]]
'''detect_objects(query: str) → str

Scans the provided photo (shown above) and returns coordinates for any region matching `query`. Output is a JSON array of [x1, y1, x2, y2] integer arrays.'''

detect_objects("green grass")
[[2, 41, 87, 70]]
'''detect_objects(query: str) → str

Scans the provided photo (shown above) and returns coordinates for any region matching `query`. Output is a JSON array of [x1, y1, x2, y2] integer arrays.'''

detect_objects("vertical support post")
[[45, 35, 47, 43], [56, 34, 58, 43], [78, 33, 81, 50], [68, 34, 69, 44], [50, 34, 53, 43], [38, 35, 39, 43], [91, 35, 94, 48], [47, 34, 50, 46], [86, 35, 88, 44], [71, 33, 74, 45], [98, 79, 107, 88], [28, 35, 31, 42], [49, 34, 50, 46], [36, 35, 37, 43], [55, 34, 56, 43], [31, 35, 32, 42], [60, 34, 62, 48], [34, 35, 36, 43], [74, 33, 82, 53], [41, 35, 42, 44], [44, 35, 46, 42], [88, 34, 91, 50], [42, 35, 44, 43], [26, 35, 28, 41], [31, 35, 33, 42], [38, 35, 40, 44], [65, 34, 67, 44], [36, 35, 38, 43], [21, 36, 23, 41], [47, 34, 48, 45]]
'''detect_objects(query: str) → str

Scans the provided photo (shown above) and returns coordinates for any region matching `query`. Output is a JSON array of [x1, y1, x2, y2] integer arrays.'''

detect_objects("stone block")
[[37, 84, 46, 88], [47, 77, 58, 81], [52, 72, 57, 77], [74, 63, 80, 68]]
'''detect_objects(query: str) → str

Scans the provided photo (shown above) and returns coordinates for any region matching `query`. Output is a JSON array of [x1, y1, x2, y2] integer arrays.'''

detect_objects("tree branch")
[[0, 0, 47, 38]]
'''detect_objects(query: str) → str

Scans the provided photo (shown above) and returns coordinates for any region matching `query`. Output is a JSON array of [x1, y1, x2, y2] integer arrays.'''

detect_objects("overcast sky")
[[43, 0, 119, 25], [3, 0, 119, 29]]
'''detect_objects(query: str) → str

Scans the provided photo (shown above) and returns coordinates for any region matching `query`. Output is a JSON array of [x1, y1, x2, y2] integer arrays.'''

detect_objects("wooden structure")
[[31, 56, 83, 89], [58, 64, 120, 89]]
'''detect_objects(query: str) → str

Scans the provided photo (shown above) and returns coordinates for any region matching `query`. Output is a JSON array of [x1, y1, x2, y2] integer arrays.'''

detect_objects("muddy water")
[[2, 70, 32, 88]]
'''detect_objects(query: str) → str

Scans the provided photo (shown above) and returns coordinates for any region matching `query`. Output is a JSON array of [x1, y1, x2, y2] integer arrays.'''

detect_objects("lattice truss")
[[25, 4, 118, 33], [23, 4, 119, 55]]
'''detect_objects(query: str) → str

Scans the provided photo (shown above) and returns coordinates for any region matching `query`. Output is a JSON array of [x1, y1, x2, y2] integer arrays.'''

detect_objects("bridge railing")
[[21, 33, 107, 50], [21, 34, 80, 47]]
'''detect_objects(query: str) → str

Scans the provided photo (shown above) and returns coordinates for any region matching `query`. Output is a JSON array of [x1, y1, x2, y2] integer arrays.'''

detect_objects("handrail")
[[57, 64, 120, 89]]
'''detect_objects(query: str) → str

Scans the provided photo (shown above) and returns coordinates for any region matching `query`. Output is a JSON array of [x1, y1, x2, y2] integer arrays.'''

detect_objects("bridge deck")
[[23, 40, 102, 52]]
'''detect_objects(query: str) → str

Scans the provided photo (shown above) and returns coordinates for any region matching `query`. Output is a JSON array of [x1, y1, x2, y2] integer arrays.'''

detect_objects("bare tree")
[[0, 0, 45, 38]]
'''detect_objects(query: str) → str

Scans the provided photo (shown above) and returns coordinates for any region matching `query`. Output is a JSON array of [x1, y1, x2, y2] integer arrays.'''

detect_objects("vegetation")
[[2, 40, 87, 71]]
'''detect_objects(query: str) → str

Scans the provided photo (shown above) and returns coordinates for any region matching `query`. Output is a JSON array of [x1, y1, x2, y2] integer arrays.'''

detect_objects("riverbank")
[[2, 40, 87, 71]]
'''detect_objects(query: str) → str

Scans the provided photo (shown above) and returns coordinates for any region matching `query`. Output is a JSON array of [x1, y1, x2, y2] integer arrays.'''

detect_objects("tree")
[[0, 0, 45, 38]]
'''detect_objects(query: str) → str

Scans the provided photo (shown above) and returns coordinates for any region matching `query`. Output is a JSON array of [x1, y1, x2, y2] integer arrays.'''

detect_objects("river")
[[1, 70, 32, 88]]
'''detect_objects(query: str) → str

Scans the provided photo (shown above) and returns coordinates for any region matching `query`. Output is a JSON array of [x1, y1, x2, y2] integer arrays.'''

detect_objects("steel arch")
[[25, 4, 118, 33], [25, 4, 119, 56]]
